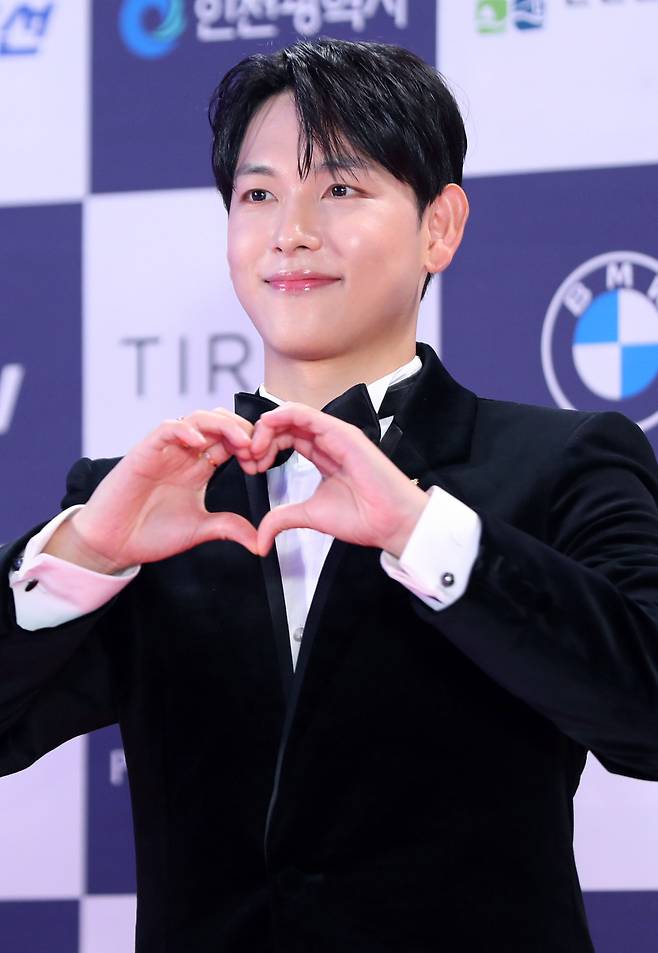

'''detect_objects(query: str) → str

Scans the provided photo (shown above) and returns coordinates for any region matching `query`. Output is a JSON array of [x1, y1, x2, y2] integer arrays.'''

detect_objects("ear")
[[423, 184, 469, 275]]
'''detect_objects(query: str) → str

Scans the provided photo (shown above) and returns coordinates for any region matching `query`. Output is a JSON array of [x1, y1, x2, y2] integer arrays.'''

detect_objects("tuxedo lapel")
[[205, 460, 293, 699], [388, 342, 478, 478], [291, 342, 478, 698], [263, 344, 480, 851], [243, 473, 294, 698]]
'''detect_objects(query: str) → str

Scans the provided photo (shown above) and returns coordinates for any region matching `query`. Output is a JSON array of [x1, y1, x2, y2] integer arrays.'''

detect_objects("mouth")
[[265, 271, 340, 294]]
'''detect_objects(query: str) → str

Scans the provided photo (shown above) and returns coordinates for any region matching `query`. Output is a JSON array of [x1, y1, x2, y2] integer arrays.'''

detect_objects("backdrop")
[[1, 1, 657, 950]]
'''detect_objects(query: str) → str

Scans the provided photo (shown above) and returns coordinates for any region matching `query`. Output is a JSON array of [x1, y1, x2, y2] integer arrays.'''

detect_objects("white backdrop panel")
[[0, 0, 89, 205], [439, 1, 658, 178], [575, 755, 658, 890], [0, 737, 84, 899], [80, 894, 137, 953]]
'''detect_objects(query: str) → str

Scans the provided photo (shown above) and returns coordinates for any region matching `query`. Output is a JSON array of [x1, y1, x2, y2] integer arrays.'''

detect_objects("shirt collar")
[[258, 353, 422, 411]]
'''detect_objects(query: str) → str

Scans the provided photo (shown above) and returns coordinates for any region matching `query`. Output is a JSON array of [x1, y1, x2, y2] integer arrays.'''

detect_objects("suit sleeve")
[[413, 412, 658, 782], [0, 458, 122, 776]]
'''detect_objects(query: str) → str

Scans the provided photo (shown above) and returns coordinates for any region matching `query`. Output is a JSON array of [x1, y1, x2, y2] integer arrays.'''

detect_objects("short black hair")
[[208, 37, 467, 300]]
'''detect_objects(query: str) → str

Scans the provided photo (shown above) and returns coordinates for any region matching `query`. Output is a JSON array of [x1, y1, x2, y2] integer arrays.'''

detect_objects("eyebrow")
[[234, 157, 373, 179]]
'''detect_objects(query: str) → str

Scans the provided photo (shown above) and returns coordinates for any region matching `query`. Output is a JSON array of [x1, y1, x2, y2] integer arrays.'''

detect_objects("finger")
[[192, 512, 259, 555], [151, 420, 209, 452], [257, 503, 312, 556], [173, 410, 253, 449], [201, 436, 259, 476], [209, 407, 255, 438], [250, 403, 335, 457], [253, 432, 339, 476]]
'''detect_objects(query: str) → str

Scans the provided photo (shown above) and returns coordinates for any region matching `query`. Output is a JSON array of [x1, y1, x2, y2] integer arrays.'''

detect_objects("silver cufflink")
[[440, 572, 455, 588]]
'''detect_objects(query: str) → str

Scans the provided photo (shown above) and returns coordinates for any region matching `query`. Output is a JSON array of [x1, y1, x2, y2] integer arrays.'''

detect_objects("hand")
[[45, 410, 259, 573], [249, 403, 429, 558]]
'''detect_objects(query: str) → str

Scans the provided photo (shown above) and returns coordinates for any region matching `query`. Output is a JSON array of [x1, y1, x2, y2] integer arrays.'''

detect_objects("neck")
[[263, 339, 417, 409]]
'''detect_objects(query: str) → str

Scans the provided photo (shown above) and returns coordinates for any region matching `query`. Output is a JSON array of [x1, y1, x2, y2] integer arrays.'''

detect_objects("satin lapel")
[[204, 460, 298, 709], [263, 346, 480, 842], [287, 342, 478, 700], [243, 472, 294, 698]]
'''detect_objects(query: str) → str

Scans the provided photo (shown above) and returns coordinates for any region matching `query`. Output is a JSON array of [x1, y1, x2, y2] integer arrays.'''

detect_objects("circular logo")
[[119, 0, 186, 59], [542, 251, 658, 431]]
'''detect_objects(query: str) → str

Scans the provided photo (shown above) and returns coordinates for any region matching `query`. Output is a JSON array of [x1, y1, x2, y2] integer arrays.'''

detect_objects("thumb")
[[193, 512, 259, 555], [257, 503, 312, 556]]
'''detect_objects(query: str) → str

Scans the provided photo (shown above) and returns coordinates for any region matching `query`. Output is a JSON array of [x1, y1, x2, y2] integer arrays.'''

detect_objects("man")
[[2, 38, 658, 953]]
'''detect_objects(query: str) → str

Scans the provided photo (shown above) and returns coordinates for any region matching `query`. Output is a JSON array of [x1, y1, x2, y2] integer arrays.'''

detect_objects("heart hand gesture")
[[248, 402, 428, 558]]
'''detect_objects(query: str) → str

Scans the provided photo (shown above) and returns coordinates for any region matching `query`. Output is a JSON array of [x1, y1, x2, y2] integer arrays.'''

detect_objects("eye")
[[328, 183, 357, 198], [243, 188, 270, 203]]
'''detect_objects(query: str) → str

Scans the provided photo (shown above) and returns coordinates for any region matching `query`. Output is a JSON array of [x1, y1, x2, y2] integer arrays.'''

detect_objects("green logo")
[[476, 0, 507, 34]]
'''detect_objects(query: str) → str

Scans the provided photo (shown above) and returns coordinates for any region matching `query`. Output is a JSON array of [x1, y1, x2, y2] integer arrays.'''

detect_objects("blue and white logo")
[[0, 3, 54, 55], [119, 0, 186, 59], [512, 0, 545, 31], [542, 252, 658, 430]]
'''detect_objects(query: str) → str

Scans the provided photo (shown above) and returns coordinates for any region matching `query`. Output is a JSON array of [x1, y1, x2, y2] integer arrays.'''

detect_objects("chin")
[[263, 331, 348, 363]]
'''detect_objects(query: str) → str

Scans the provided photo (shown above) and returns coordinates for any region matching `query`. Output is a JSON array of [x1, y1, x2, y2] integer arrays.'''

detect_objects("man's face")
[[227, 91, 432, 364]]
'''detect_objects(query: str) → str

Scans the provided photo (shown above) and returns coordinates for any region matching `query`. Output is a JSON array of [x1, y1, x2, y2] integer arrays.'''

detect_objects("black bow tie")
[[234, 374, 416, 469]]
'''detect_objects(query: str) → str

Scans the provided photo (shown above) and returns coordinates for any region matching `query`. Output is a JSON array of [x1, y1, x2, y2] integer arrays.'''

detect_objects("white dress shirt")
[[10, 356, 481, 668]]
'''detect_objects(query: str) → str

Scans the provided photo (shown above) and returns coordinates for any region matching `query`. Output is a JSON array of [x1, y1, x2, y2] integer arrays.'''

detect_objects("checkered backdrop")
[[1, 1, 657, 950]]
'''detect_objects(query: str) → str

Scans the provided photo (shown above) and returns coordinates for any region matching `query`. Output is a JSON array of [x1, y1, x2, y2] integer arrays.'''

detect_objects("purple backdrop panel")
[[86, 725, 136, 894], [584, 891, 658, 953], [441, 164, 658, 450], [92, 0, 436, 193], [0, 204, 81, 541], [0, 900, 78, 953]]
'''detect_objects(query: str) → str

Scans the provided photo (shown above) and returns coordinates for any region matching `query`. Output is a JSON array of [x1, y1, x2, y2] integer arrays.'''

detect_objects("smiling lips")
[[265, 271, 340, 294]]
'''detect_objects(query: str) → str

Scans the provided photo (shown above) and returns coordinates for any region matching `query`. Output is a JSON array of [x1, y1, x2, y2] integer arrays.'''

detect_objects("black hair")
[[208, 37, 467, 300]]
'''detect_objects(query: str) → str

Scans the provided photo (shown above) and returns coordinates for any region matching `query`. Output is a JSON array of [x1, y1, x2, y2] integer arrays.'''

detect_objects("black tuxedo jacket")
[[2, 344, 658, 953]]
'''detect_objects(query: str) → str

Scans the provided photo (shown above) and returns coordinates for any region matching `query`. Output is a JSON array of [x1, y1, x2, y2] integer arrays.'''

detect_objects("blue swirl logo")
[[119, 0, 186, 59]]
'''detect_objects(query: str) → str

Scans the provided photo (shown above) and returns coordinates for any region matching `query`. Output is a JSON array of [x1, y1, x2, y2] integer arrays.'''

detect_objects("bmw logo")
[[542, 251, 658, 431]]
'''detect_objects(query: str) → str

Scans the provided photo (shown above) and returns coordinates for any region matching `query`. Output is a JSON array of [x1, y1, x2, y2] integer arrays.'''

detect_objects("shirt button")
[[293, 626, 304, 642], [440, 572, 455, 589]]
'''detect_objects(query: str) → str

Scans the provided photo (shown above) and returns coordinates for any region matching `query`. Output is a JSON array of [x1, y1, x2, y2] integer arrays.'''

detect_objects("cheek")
[[340, 213, 416, 268], [227, 218, 260, 281]]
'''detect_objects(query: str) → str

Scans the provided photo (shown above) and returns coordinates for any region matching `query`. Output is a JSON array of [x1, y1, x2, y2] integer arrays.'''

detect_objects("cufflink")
[[11, 556, 23, 572], [25, 580, 38, 592], [440, 572, 455, 589]]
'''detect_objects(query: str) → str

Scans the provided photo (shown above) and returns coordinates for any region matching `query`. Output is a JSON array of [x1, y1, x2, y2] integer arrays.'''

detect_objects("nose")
[[272, 194, 322, 254]]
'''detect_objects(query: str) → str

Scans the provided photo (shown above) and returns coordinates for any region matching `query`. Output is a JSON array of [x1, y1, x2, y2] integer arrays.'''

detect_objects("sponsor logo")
[[0, 2, 54, 55], [476, 0, 546, 33], [542, 251, 658, 430], [477, 0, 658, 35], [119, 0, 186, 59], [120, 0, 408, 56]]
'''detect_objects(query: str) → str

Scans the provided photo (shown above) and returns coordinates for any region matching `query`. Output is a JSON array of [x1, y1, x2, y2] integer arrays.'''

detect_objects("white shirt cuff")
[[9, 505, 140, 631], [380, 485, 481, 611]]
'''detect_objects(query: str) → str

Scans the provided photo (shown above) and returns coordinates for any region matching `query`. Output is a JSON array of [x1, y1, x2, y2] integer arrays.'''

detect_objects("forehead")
[[235, 91, 375, 179]]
